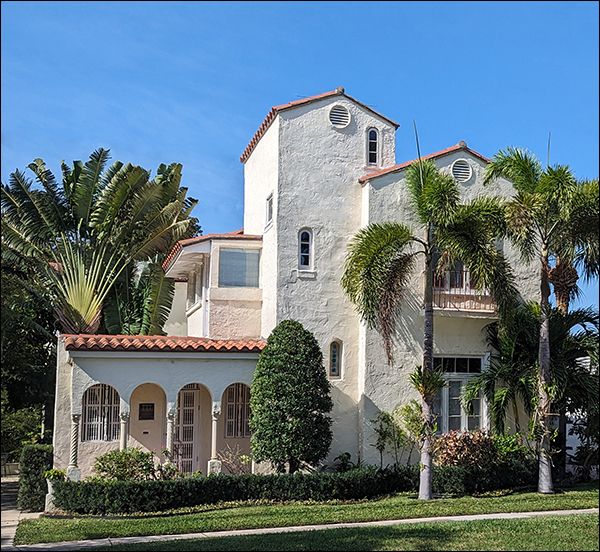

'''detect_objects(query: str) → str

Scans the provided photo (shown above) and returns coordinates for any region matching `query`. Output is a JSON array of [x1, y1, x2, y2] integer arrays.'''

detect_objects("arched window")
[[82, 384, 120, 441], [367, 128, 379, 165], [299, 229, 313, 269], [225, 383, 251, 438], [330, 341, 342, 378]]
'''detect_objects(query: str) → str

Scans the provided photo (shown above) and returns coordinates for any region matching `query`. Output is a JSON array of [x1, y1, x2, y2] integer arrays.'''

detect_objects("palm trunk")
[[538, 249, 554, 494], [419, 249, 435, 500], [511, 399, 522, 438], [549, 258, 578, 316], [548, 258, 578, 482]]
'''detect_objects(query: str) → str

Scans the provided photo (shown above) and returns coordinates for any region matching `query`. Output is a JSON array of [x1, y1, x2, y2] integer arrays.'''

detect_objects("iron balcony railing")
[[433, 270, 495, 312]]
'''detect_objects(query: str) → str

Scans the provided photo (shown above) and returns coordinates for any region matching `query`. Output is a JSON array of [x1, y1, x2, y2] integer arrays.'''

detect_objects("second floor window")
[[219, 248, 260, 288], [367, 128, 378, 165], [330, 341, 342, 378], [266, 194, 273, 226], [299, 229, 313, 269]]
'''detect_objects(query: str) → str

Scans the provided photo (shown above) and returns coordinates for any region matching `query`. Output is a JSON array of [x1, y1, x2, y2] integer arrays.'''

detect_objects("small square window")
[[139, 403, 155, 421]]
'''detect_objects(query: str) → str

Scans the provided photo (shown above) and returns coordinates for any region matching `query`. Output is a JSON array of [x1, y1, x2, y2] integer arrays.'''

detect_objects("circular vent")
[[329, 105, 350, 128], [451, 159, 472, 182]]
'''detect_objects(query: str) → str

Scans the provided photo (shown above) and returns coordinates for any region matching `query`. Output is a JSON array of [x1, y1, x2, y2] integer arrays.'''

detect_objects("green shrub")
[[17, 444, 52, 511], [0, 405, 43, 462], [53, 466, 419, 514], [249, 320, 333, 474], [92, 447, 157, 481], [433, 458, 537, 495], [90, 447, 186, 482], [493, 432, 532, 462], [435, 429, 498, 468]]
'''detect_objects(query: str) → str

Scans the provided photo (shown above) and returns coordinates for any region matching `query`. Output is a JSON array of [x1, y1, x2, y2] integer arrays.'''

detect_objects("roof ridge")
[[240, 88, 399, 163], [359, 141, 490, 183]]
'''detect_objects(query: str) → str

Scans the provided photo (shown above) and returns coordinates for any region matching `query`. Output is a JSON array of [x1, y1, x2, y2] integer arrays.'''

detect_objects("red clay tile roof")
[[162, 229, 262, 273], [240, 88, 400, 164], [359, 141, 490, 184], [62, 334, 266, 353]]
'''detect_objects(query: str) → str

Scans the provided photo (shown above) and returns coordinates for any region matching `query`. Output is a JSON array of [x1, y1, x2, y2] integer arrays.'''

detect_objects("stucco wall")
[[206, 240, 263, 340], [243, 117, 279, 338], [52, 337, 260, 477], [356, 148, 541, 463], [269, 96, 398, 463], [163, 280, 188, 336], [129, 383, 167, 459]]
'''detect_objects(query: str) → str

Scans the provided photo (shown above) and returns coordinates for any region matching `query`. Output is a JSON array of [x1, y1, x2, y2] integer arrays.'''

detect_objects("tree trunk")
[[538, 251, 555, 494], [548, 258, 579, 481], [548, 259, 578, 316], [419, 250, 435, 500]]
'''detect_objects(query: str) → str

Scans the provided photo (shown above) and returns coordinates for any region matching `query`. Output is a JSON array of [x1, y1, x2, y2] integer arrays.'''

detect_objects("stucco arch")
[[129, 383, 168, 457], [71, 367, 129, 416]]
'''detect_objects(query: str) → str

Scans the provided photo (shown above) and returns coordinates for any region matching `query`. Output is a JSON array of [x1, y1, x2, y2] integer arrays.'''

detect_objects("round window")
[[329, 105, 350, 128], [451, 159, 472, 182]]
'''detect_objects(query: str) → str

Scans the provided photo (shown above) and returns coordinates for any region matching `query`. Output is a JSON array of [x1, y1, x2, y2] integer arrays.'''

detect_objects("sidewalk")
[[2, 476, 598, 552], [1, 476, 42, 550]]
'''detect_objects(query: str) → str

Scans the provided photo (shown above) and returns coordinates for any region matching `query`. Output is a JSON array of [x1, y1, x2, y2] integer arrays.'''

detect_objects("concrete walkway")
[[2, 475, 598, 552], [1, 476, 42, 550]]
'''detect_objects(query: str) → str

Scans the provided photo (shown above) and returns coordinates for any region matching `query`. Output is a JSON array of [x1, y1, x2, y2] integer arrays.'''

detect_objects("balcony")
[[433, 269, 495, 313]]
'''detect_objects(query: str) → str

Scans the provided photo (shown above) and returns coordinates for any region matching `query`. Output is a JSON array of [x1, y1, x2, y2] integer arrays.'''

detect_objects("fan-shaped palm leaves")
[[342, 158, 519, 500], [1, 149, 200, 334], [484, 147, 599, 493]]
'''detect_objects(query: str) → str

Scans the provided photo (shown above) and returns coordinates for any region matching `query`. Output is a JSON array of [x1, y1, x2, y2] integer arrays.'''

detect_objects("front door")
[[174, 384, 201, 473]]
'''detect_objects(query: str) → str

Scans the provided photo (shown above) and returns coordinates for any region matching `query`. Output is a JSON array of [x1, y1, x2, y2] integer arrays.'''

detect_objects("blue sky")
[[2, 1, 598, 310]]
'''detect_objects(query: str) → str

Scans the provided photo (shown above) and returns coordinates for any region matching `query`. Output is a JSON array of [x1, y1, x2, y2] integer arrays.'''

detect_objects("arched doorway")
[[173, 383, 212, 473], [129, 383, 167, 458]]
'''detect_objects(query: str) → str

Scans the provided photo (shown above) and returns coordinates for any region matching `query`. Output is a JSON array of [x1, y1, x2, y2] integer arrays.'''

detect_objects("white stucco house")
[[52, 87, 538, 479]]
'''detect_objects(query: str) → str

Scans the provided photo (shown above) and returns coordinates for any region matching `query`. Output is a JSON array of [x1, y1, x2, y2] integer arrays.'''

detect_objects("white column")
[[68, 414, 80, 468], [67, 414, 81, 481], [166, 410, 175, 455], [119, 412, 129, 450], [208, 403, 222, 474]]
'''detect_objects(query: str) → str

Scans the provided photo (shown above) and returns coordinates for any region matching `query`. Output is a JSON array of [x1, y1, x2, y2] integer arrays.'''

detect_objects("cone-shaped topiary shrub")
[[250, 319, 333, 473]]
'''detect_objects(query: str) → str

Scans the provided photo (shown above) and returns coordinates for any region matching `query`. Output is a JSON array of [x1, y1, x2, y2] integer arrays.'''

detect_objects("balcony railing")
[[433, 270, 495, 312]]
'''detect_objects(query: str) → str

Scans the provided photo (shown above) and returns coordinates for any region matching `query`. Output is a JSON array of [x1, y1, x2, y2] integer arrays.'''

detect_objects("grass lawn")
[[89, 513, 600, 551], [14, 482, 599, 548]]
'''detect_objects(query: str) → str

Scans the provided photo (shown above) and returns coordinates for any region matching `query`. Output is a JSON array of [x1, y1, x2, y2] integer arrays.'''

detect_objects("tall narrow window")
[[330, 341, 342, 378], [225, 383, 251, 438], [265, 194, 273, 226], [367, 128, 378, 165], [299, 229, 313, 269], [82, 384, 120, 441], [432, 356, 484, 434]]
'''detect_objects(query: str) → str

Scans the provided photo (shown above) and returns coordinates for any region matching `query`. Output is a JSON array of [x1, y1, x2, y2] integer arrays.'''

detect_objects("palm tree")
[[1, 149, 200, 334], [342, 159, 518, 500], [464, 303, 598, 438], [484, 147, 599, 493], [464, 304, 538, 437], [102, 259, 176, 335]]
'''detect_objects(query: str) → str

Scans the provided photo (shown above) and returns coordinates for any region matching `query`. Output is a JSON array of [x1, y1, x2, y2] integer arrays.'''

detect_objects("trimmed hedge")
[[53, 465, 417, 514], [17, 444, 53, 512], [432, 458, 538, 496], [52, 459, 537, 515]]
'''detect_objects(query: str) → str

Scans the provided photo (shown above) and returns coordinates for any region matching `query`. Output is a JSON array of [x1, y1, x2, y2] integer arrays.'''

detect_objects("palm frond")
[[71, 148, 111, 226], [484, 146, 542, 193], [140, 263, 175, 335]]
